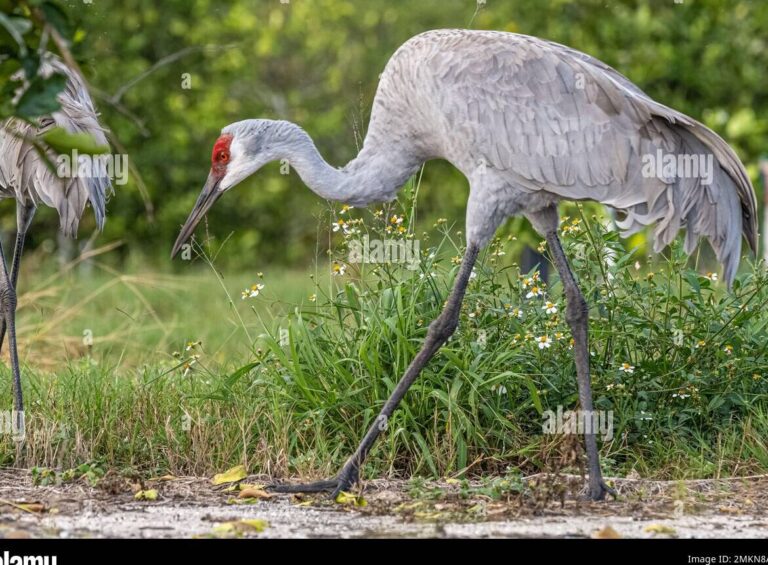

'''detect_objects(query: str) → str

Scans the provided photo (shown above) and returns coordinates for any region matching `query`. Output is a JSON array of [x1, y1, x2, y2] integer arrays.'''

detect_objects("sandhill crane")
[[172, 30, 757, 501], [0, 55, 111, 438]]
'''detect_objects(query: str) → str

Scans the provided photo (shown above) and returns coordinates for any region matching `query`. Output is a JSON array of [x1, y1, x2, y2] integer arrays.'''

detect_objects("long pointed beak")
[[171, 172, 223, 259]]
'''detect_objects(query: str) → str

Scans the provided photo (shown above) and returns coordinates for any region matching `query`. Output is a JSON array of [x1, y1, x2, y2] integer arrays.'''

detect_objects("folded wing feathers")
[[0, 56, 112, 237]]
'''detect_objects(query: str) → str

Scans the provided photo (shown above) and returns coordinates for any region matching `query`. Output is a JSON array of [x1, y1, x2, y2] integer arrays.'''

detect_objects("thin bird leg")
[[269, 244, 481, 497], [544, 228, 614, 501], [0, 238, 24, 440], [0, 203, 35, 354]]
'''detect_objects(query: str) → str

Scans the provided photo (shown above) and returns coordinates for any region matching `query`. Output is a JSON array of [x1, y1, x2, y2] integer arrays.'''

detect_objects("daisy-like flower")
[[332, 218, 348, 233], [331, 262, 347, 276], [492, 384, 508, 396], [419, 271, 437, 280], [241, 283, 265, 299], [308, 294, 317, 302], [544, 301, 558, 315], [695, 339, 706, 349], [469, 269, 478, 281], [724, 344, 733, 355], [509, 307, 523, 319], [182, 354, 200, 377], [554, 332, 564, 340], [536, 335, 552, 349], [619, 362, 635, 374], [704, 272, 718, 281], [526, 286, 543, 299], [390, 215, 404, 226], [340, 204, 353, 215]]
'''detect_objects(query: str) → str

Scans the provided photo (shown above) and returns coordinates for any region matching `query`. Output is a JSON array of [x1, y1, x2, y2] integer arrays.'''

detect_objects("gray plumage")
[[174, 30, 759, 500], [365, 30, 757, 284], [0, 55, 111, 236], [189, 30, 756, 285], [0, 54, 111, 431]]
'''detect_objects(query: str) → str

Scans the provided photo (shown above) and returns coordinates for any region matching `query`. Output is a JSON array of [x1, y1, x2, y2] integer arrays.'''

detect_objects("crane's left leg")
[[268, 243, 481, 497], [0, 202, 36, 353], [528, 205, 614, 501], [0, 238, 23, 442]]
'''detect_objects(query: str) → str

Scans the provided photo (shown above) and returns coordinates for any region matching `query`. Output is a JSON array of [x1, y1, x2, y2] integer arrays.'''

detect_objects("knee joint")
[[566, 295, 588, 324], [428, 315, 458, 341]]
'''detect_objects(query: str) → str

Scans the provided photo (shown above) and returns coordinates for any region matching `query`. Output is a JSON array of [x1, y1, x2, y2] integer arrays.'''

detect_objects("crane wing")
[[424, 30, 756, 283]]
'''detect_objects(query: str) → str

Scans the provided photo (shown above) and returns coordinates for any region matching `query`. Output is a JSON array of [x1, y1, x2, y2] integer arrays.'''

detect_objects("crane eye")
[[218, 151, 229, 163]]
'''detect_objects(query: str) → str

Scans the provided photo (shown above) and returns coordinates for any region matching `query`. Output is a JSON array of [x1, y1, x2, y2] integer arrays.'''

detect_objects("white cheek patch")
[[220, 138, 249, 190]]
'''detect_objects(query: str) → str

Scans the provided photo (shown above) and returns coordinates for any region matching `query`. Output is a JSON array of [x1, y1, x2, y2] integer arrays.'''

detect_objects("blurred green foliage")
[[4, 0, 768, 268]]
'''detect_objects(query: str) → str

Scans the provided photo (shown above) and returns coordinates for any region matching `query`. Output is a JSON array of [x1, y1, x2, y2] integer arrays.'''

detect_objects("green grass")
[[1, 193, 767, 482]]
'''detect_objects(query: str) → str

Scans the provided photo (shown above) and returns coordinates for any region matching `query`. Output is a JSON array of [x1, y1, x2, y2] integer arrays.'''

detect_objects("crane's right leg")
[[0, 202, 35, 354], [528, 205, 614, 501]]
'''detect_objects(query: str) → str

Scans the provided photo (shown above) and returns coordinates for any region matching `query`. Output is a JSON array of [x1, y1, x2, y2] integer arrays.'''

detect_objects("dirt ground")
[[0, 469, 766, 538]]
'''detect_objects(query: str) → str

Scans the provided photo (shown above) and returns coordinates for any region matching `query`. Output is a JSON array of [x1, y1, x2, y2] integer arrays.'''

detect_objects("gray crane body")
[[180, 29, 762, 500]]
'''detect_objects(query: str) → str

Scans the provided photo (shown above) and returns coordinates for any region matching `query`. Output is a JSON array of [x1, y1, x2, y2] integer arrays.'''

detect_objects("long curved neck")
[[280, 124, 421, 206]]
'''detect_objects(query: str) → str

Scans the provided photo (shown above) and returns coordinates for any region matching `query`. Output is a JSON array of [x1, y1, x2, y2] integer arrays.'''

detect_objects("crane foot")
[[587, 479, 617, 501], [267, 460, 360, 500]]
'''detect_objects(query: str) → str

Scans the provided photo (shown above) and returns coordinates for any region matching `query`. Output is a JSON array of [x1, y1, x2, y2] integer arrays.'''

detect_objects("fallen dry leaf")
[[238, 488, 273, 500], [335, 491, 367, 507], [211, 465, 247, 486], [16, 502, 45, 513], [212, 519, 269, 537], [149, 474, 177, 482], [592, 525, 622, 539], [718, 506, 741, 514], [134, 489, 159, 501], [643, 523, 677, 535]]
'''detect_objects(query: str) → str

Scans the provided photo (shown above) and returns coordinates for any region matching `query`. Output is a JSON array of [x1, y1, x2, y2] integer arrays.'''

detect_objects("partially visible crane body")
[[0, 55, 111, 438]]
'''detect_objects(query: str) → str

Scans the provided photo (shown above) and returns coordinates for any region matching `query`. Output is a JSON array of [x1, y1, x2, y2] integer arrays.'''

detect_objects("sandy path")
[[1, 470, 766, 538]]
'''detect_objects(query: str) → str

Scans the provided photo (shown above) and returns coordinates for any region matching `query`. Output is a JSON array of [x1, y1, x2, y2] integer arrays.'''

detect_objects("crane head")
[[171, 119, 299, 259]]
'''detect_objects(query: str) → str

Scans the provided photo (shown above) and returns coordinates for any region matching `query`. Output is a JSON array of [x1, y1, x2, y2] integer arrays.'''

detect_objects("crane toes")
[[266, 478, 340, 494], [267, 460, 361, 500], [587, 479, 617, 502]]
